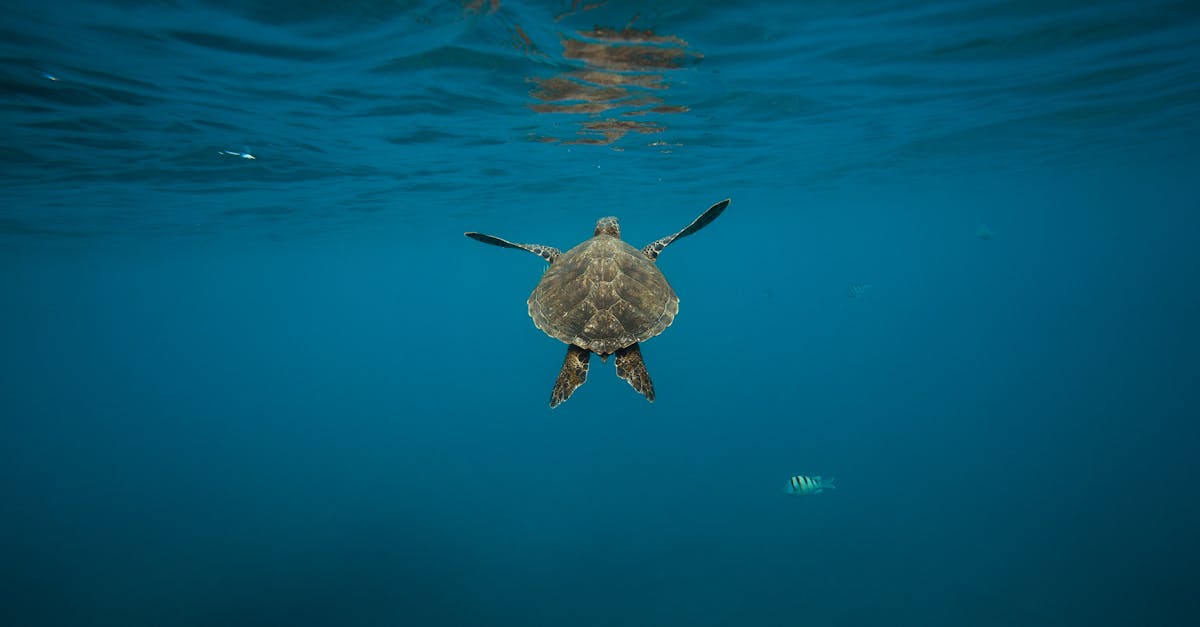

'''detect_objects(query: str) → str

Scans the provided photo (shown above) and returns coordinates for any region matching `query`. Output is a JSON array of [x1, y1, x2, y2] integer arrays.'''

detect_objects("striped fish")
[[785, 474, 836, 496]]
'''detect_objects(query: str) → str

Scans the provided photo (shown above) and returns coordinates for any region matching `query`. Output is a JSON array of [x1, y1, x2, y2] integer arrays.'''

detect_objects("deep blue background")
[[2, 1, 1199, 625]]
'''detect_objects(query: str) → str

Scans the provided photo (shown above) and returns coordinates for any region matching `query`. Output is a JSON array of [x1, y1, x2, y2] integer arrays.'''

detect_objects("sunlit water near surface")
[[2, 1, 1199, 626]]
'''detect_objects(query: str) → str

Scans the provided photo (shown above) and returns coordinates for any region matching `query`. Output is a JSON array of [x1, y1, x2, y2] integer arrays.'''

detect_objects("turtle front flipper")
[[465, 232, 561, 263], [641, 198, 730, 261], [550, 344, 590, 408], [614, 343, 655, 403]]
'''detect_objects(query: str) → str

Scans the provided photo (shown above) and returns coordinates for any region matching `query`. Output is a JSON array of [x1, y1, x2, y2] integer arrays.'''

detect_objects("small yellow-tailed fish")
[[847, 284, 871, 299], [785, 474, 835, 496]]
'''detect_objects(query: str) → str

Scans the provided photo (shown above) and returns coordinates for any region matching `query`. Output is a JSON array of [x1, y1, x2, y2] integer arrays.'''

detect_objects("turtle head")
[[594, 216, 620, 238]]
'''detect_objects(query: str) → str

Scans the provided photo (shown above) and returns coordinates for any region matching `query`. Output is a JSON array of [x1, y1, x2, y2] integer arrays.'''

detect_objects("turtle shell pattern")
[[528, 234, 678, 355]]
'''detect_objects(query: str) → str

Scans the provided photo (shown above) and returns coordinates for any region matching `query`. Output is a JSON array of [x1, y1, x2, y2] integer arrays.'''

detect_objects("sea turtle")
[[465, 198, 730, 407]]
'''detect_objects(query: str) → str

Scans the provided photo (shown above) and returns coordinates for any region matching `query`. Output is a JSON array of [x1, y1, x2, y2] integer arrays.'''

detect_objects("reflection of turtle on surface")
[[466, 199, 731, 407]]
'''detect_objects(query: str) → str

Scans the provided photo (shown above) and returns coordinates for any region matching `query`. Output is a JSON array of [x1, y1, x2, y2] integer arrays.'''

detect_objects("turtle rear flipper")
[[465, 232, 561, 263], [641, 198, 731, 261], [550, 344, 590, 408], [615, 343, 654, 403]]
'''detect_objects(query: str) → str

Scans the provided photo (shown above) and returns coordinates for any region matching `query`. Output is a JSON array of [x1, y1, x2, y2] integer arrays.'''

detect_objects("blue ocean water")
[[2, 0, 1199, 625]]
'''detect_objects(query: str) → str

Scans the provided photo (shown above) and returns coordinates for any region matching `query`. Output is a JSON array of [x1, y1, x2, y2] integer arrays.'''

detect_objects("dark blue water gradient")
[[2, 1, 1199, 626]]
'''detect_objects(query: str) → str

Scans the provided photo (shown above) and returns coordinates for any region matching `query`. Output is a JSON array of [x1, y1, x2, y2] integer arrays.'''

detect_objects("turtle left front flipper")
[[464, 232, 561, 263], [614, 343, 655, 403], [550, 344, 590, 408]]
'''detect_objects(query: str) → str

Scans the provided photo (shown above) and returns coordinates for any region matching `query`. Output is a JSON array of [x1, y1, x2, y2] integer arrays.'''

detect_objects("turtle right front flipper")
[[550, 345, 590, 408], [641, 198, 730, 261], [465, 232, 561, 263]]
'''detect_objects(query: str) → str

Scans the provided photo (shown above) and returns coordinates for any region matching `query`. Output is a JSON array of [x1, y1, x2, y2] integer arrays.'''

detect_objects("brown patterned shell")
[[528, 235, 678, 355]]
